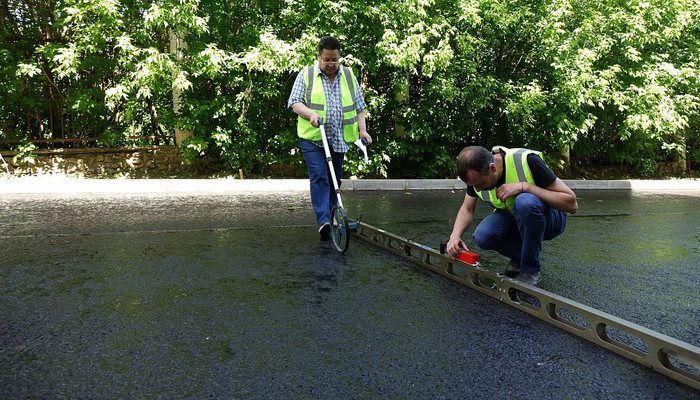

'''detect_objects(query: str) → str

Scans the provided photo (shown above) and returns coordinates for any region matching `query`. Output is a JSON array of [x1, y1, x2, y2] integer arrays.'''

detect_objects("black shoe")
[[318, 223, 330, 240], [503, 261, 520, 278]]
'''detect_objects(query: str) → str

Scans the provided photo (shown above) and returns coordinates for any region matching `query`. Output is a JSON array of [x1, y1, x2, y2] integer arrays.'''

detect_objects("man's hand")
[[446, 236, 469, 258], [360, 130, 373, 145], [291, 103, 322, 128], [496, 182, 526, 202], [309, 113, 321, 127]]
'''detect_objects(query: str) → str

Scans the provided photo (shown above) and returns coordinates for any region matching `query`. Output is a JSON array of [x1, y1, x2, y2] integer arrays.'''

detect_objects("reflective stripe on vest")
[[477, 147, 542, 211], [305, 66, 324, 111], [297, 66, 359, 143]]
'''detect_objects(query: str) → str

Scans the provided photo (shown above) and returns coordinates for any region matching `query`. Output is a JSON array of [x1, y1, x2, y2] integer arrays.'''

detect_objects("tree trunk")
[[169, 30, 193, 147], [394, 71, 409, 137]]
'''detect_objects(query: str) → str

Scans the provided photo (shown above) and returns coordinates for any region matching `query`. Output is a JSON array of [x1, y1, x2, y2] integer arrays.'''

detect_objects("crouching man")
[[446, 145, 578, 286]]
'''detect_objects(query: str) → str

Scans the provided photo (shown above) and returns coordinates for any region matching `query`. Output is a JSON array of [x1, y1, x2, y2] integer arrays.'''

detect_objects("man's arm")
[[527, 178, 578, 214], [447, 194, 479, 257], [352, 73, 372, 145], [496, 178, 578, 214], [356, 109, 372, 144], [292, 103, 321, 127]]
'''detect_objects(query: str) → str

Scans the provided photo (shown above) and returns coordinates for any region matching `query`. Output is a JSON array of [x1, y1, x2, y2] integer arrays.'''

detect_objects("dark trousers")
[[300, 139, 344, 226], [472, 193, 567, 273]]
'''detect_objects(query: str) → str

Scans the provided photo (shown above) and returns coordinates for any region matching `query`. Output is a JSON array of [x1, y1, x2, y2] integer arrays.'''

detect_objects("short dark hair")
[[318, 36, 341, 53], [457, 146, 494, 182]]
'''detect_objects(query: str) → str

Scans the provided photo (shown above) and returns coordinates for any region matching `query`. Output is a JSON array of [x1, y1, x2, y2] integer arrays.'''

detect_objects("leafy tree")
[[1, 0, 698, 177], [539, 0, 700, 171]]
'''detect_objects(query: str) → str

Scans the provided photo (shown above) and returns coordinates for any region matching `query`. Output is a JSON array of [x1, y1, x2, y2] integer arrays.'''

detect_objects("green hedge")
[[2, 0, 699, 177]]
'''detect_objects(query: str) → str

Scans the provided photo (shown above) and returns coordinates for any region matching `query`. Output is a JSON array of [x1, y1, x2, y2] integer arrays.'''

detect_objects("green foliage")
[[1, 0, 699, 176], [12, 140, 38, 164], [179, 135, 210, 167], [542, 0, 700, 166], [633, 158, 658, 177], [97, 127, 124, 147]]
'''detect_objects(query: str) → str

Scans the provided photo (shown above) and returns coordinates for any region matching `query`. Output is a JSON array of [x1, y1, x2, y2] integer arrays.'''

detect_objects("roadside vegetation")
[[1, 0, 698, 179]]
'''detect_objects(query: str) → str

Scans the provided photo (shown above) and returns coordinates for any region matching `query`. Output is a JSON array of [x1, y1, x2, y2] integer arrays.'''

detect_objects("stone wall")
[[0, 146, 187, 178]]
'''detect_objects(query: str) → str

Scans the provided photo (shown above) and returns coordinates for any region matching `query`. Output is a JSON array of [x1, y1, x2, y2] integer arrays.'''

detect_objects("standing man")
[[288, 36, 372, 240], [446, 145, 578, 286]]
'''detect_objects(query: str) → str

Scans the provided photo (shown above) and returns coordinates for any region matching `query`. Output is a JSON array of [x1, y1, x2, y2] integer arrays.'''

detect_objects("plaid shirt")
[[288, 65, 366, 153]]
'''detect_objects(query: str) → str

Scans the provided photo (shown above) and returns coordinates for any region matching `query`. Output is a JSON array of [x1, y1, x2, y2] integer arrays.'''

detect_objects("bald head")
[[457, 146, 494, 182]]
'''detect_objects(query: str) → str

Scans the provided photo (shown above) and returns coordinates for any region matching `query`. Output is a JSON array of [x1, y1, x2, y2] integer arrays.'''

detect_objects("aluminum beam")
[[352, 222, 700, 391]]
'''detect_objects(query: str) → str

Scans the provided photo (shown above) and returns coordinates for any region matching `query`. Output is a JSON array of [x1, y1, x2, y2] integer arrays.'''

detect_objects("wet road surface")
[[1, 189, 698, 399]]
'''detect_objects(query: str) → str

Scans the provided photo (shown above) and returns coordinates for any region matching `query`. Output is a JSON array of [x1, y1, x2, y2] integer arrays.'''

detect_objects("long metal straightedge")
[[352, 222, 700, 391]]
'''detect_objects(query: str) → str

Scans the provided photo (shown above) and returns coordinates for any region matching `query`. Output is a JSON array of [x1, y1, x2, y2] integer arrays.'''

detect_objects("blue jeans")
[[300, 139, 344, 227], [472, 193, 567, 273]]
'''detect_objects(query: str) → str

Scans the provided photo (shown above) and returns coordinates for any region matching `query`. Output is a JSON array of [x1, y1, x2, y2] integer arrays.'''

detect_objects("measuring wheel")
[[331, 206, 350, 253]]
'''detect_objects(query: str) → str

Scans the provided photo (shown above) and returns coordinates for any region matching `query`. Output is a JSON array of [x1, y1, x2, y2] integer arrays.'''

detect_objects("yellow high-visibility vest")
[[476, 146, 543, 211], [297, 65, 359, 143]]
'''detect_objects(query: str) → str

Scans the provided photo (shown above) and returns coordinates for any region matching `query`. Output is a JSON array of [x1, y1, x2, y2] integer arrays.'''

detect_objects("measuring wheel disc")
[[331, 206, 350, 253]]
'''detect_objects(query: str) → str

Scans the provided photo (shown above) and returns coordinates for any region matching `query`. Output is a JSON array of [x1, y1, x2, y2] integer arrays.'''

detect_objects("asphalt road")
[[1, 189, 698, 399]]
